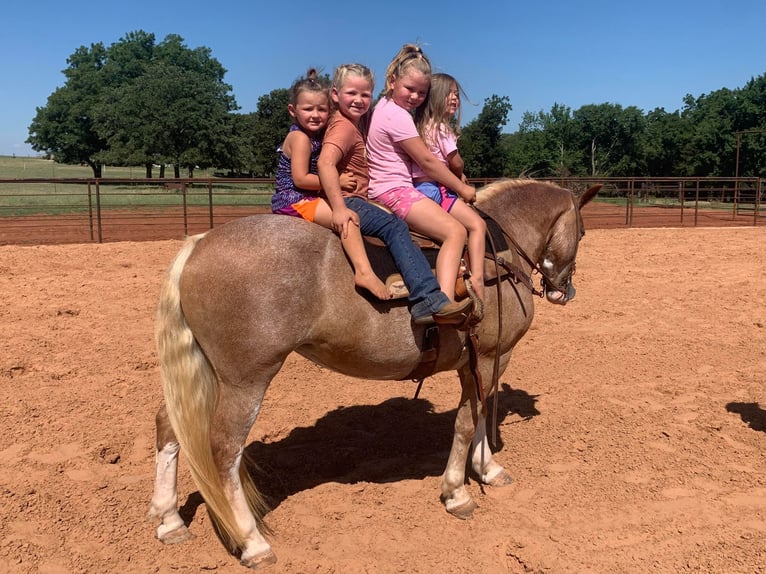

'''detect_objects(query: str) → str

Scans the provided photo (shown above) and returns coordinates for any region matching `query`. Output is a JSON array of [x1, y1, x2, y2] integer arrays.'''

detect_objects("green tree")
[[679, 89, 737, 176], [459, 95, 512, 178], [573, 103, 646, 177], [508, 104, 583, 177], [27, 43, 110, 177], [235, 89, 291, 177], [28, 31, 237, 178], [640, 107, 687, 176], [732, 76, 766, 177]]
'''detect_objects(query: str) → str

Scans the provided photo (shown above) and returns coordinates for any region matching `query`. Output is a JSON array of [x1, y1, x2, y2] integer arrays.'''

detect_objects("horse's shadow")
[[726, 402, 766, 433], [178, 383, 538, 521]]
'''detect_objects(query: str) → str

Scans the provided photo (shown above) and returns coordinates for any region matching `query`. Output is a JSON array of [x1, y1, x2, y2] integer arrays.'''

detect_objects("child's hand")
[[458, 183, 476, 203], [331, 207, 360, 239], [339, 171, 357, 193]]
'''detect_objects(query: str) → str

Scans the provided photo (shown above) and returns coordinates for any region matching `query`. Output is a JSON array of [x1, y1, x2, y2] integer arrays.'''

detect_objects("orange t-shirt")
[[322, 112, 369, 199]]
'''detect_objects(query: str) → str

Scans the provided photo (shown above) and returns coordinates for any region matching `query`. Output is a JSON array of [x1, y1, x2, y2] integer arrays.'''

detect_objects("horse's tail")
[[155, 233, 267, 552]]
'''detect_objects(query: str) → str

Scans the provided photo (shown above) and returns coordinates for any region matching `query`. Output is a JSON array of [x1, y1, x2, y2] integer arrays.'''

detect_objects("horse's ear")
[[578, 184, 602, 208]]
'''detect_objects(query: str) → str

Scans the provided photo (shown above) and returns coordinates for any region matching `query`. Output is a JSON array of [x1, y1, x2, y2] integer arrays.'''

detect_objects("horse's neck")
[[482, 193, 558, 262]]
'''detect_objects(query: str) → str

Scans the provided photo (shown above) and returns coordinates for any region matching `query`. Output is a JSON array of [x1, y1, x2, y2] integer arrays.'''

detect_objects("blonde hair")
[[384, 44, 431, 98], [288, 68, 329, 105], [415, 73, 464, 141], [331, 63, 375, 135], [332, 63, 374, 94]]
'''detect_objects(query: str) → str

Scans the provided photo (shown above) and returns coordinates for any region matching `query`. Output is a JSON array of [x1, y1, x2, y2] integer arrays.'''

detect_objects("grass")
[[0, 155, 273, 216], [1, 156, 759, 217]]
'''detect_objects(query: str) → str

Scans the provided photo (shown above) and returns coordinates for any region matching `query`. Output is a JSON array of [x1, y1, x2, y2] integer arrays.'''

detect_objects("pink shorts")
[[373, 186, 430, 219]]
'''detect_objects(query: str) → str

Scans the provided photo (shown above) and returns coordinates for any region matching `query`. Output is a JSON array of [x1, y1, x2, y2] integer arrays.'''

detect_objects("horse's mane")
[[476, 177, 559, 205]]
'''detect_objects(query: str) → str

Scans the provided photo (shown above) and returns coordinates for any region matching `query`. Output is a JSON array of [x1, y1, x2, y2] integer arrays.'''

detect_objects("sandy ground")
[[1, 222, 765, 573]]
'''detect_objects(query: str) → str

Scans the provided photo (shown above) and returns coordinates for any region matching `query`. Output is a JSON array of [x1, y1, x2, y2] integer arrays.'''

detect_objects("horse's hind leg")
[[148, 403, 193, 544], [210, 380, 276, 568]]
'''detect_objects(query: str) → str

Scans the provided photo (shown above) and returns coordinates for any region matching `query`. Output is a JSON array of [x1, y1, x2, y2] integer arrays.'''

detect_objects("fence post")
[[182, 184, 188, 236], [95, 179, 103, 243], [208, 179, 214, 229], [679, 181, 685, 226], [87, 181, 94, 241], [694, 179, 700, 226]]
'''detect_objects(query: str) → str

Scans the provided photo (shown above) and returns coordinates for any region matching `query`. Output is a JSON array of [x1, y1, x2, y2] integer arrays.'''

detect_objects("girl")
[[271, 68, 390, 300], [413, 73, 486, 300], [366, 45, 478, 305], [317, 63, 472, 325]]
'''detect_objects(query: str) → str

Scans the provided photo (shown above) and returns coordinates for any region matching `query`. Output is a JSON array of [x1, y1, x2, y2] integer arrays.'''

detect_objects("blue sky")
[[2, 0, 764, 157]]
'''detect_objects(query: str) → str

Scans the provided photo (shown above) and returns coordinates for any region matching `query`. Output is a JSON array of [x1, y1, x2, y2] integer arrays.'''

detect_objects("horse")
[[148, 178, 600, 568]]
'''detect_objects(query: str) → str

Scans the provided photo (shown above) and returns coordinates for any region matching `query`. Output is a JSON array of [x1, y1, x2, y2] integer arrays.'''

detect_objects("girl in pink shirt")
[[413, 73, 486, 300], [367, 45, 478, 304]]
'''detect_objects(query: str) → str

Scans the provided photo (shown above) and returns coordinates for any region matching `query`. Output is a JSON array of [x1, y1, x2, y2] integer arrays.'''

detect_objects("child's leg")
[[448, 202, 486, 300], [405, 198, 466, 301], [314, 200, 391, 300]]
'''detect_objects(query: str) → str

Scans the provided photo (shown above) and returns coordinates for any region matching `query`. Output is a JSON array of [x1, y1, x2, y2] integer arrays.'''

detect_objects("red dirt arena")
[[0, 206, 765, 573]]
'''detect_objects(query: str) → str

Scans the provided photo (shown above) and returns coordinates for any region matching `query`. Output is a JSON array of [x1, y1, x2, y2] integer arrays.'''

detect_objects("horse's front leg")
[[469, 352, 514, 486], [441, 354, 514, 519], [148, 404, 193, 544], [471, 413, 514, 487]]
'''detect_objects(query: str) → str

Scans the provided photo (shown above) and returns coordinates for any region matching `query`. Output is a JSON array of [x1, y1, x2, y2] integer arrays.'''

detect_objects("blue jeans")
[[345, 196, 449, 320]]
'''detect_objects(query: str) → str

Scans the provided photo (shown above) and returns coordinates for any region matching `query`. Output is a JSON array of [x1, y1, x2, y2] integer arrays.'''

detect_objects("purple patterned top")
[[271, 124, 323, 212]]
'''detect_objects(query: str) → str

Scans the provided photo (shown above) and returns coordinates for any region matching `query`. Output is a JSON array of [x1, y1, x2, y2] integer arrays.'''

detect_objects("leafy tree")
[[679, 89, 737, 176], [235, 89, 291, 177], [640, 108, 687, 176], [459, 95, 511, 178], [573, 103, 646, 177], [508, 104, 583, 177], [28, 31, 237, 178], [27, 43, 110, 177], [505, 117, 549, 177], [733, 76, 766, 177]]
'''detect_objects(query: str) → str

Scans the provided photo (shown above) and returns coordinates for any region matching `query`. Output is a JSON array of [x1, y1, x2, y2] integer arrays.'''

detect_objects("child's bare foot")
[[355, 271, 392, 300]]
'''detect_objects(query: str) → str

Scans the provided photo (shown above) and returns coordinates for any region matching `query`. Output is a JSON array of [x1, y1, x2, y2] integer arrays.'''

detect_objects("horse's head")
[[539, 184, 601, 305]]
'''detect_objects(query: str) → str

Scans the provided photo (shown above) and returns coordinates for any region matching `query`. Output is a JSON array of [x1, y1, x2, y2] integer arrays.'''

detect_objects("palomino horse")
[[148, 179, 599, 568]]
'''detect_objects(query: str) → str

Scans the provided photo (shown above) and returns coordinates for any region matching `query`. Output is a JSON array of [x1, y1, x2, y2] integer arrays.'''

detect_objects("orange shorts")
[[273, 198, 321, 222]]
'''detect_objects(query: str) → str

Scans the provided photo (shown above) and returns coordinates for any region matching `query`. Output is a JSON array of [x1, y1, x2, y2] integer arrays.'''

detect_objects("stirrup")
[[462, 278, 484, 327]]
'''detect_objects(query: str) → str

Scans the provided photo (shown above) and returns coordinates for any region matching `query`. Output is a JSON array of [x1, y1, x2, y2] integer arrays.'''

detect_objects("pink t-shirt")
[[411, 123, 458, 180], [367, 97, 420, 200]]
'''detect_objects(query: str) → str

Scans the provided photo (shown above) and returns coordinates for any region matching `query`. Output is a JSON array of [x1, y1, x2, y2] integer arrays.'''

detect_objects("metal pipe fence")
[[0, 176, 762, 245]]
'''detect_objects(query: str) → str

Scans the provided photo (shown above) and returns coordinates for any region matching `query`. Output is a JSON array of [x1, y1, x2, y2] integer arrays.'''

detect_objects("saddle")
[[362, 210, 520, 385], [362, 209, 513, 300]]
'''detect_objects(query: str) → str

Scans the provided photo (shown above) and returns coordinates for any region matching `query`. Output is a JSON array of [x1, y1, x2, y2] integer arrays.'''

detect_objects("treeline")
[[26, 31, 766, 180]]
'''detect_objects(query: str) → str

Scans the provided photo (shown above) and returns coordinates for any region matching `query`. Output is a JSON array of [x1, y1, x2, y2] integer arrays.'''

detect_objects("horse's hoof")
[[446, 498, 478, 520], [241, 550, 277, 569], [486, 469, 514, 487], [157, 525, 193, 545]]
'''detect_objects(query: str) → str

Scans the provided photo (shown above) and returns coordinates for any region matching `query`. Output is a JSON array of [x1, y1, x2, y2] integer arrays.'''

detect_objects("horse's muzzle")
[[545, 282, 576, 305]]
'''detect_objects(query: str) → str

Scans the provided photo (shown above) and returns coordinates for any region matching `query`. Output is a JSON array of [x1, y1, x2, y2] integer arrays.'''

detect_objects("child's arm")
[[286, 131, 322, 191], [317, 144, 361, 238], [446, 150, 466, 183], [400, 137, 476, 203]]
